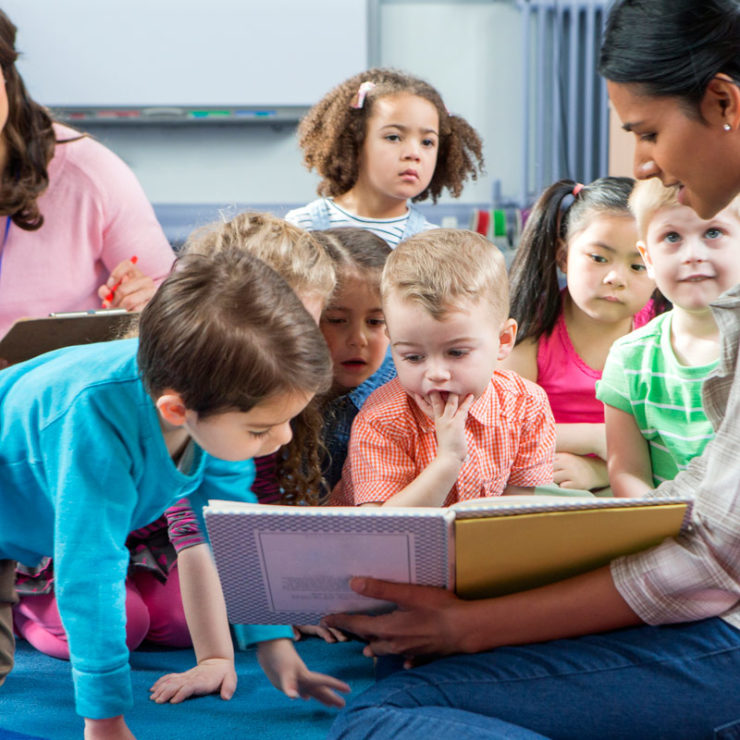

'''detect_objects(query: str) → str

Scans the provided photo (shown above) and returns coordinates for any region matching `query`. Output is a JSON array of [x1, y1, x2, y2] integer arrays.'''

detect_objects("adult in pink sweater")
[[0, 11, 174, 340]]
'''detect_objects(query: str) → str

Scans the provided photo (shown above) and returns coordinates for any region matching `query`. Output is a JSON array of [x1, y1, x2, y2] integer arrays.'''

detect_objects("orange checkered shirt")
[[332, 370, 556, 506]]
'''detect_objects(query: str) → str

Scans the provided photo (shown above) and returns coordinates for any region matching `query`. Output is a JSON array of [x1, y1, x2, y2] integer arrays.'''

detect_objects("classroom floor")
[[0, 637, 374, 739]]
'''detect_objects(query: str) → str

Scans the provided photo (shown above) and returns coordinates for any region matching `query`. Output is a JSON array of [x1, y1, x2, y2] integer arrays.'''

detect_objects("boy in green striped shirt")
[[597, 179, 740, 498]]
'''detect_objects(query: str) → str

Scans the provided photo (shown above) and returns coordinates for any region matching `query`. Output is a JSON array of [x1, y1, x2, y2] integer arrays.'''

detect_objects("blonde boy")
[[597, 179, 740, 498], [333, 229, 556, 507]]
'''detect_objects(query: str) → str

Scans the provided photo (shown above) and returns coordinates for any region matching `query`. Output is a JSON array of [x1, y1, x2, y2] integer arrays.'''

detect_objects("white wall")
[[84, 1, 524, 207]]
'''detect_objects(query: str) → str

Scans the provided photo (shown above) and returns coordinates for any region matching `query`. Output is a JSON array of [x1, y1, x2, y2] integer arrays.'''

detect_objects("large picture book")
[[204, 494, 692, 625]]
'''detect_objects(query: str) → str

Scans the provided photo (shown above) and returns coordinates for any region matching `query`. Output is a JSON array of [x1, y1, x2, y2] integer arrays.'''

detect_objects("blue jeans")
[[329, 619, 740, 739]]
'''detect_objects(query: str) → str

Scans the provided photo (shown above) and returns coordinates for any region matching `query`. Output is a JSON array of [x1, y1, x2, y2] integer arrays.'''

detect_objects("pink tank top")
[[536, 300, 655, 424]]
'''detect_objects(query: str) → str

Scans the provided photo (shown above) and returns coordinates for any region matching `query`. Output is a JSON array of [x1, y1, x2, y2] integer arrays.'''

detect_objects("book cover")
[[204, 496, 692, 625], [204, 502, 453, 625]]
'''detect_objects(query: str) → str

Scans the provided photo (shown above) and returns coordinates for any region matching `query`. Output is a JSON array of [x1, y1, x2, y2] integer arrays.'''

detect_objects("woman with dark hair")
[[600, 0, 740, 220], [319, 2, 740, 738], [0, 9, 174, 342]]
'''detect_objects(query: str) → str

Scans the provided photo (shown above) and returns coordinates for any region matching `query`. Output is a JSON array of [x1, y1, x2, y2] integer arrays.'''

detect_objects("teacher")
[[0, 9, 174, 339], [323, 1, 740, 738]]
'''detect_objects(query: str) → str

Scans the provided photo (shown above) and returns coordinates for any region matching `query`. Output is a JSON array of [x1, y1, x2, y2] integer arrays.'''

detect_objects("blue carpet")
[[0, 638, 373, 739]]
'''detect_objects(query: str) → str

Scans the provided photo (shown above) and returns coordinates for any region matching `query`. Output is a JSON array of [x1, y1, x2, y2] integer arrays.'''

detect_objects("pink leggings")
[[12, 563, 191, 660]]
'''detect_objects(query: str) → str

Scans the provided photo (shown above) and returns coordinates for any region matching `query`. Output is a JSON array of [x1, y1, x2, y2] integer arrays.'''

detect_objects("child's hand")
[[257, 638, 350, 708], [414, 391, 474, 464], [553, 452, 608, 491], [293, 623, 349, 643], [148, 657, 237, 704], [84, 716, 136, 740]]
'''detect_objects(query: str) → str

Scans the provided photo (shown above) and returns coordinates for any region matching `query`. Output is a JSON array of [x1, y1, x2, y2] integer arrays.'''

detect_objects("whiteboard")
[[6, 0, 368, 112]]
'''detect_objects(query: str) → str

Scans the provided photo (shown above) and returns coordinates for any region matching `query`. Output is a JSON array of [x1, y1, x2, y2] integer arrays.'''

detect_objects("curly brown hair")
[[297, 68, 484, 203], [0, 10, 74, 230]]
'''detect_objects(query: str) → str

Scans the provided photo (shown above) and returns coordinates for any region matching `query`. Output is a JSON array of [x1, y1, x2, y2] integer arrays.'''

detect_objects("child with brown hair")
[[0, 248, 348, 739], [313, 228, 394, 492], [503, 177, 659, 492], [145, 212, 345, 698], [333, 229, 556, 507], [13, 212, 345, 705], [286, 68, 484, 246]]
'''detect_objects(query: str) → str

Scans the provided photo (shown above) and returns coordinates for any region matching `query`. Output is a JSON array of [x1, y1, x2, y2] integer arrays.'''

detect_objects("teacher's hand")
[[321, 577, 466, 664], [99, 257, 156, 312]]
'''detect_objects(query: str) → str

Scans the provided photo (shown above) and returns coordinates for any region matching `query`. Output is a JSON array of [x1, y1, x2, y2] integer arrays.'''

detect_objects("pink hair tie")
[[350, 81, 376, 109], [572, 183, 585, 197]]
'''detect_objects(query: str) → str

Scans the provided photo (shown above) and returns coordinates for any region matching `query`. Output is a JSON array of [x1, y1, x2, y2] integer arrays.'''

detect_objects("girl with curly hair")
[[286, 68, 484, 247], [0, 9, 174, 344]]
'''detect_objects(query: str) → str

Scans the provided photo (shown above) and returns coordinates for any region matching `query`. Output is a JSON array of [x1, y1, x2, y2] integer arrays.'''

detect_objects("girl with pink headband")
[[286, 68, 484, 247]]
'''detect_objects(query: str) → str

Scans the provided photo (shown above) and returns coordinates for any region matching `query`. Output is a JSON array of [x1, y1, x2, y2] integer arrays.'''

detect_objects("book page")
[[256, 531, 416, 615]]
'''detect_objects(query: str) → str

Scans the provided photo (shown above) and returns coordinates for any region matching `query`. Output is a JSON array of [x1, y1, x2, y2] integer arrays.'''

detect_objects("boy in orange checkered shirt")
[[332, 229, 556, 507]]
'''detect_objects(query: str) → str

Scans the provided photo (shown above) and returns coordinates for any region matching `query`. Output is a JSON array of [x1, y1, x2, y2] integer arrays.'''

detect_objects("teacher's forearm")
[[457, 566, 643, 654]]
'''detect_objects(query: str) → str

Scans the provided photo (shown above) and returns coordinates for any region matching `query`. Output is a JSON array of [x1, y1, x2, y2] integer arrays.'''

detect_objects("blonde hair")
[[629, 179, 684, 241], [382, 229, 509, 322], [182, 211, 336, 306], [630, 179, 740, 241]]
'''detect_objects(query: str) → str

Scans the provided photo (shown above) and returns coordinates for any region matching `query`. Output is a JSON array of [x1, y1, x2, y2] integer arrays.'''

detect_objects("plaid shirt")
[[612, 285, 740, 629], [333, 370, 555, 506]]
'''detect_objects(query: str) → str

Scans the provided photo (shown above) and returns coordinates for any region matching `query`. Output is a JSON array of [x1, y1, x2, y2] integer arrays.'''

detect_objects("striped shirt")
[[597, 311, 716, 485], [285, 198, 436, 248], [333, 371, 556, 506], [611, 285, 740, 629]]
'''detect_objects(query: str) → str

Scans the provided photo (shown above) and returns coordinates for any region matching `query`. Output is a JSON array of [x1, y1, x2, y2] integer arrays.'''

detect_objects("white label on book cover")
[[256, 531, 416, 614]]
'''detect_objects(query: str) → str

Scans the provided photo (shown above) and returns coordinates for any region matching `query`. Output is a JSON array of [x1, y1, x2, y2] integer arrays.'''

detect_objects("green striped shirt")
[[596, 311, 717, 485]]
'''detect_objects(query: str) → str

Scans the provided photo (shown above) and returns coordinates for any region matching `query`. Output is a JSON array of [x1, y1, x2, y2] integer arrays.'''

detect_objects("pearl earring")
[[724, 123, 732, 131]]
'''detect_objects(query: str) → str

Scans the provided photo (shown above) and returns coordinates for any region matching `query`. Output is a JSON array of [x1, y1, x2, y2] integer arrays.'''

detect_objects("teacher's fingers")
[[348, 576, 448, 609], [321, 611, 381, 641]]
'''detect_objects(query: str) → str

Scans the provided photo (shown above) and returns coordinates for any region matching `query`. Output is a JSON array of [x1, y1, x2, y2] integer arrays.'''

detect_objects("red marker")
[[104, 255, 138, 304]]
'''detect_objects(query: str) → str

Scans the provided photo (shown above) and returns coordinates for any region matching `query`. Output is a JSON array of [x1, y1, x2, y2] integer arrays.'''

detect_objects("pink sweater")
[[0, 124, 174, 335]]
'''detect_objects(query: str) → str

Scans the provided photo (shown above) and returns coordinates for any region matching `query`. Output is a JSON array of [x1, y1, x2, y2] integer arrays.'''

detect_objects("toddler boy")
[[333, 229, 556, 507]]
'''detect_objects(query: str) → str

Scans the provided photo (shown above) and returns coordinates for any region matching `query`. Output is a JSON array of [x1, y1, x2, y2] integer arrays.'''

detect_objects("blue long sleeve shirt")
[[0, 338, 290, 719]]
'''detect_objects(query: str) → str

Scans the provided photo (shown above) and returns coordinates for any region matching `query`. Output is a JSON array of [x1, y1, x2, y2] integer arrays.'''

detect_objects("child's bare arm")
[[605, 405, 654, 498], [380, 392, 474, 507], [500, 337, 538, 381], [555, 422, 607, 460], [149, 543, 236, 704], [257, 638, 350, 707]]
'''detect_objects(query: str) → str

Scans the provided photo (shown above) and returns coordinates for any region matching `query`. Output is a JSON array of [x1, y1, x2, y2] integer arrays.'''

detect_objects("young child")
[[333, 229, 556, 507], [0, 249, 349, 738], [180, 211, 337, 504], [503, 177, 659, 492], [11, 212, 338, 664], [145, 213, 344, 700], [313, 228, 395, 492], [597, 179, 740, 498], [286, 68, 484, 246]]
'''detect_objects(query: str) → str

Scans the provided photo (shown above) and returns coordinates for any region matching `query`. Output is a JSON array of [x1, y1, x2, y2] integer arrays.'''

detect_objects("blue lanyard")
[[0, 217, 11, 283]]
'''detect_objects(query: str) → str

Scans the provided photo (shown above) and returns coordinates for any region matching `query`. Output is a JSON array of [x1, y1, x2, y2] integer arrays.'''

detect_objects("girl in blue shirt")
[[0, 248, 348, 739]]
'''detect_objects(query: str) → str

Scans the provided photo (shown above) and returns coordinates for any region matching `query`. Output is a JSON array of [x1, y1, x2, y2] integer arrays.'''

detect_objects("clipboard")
[[0, 309, 138, 365]]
